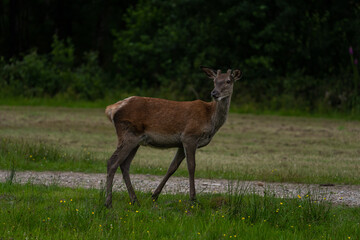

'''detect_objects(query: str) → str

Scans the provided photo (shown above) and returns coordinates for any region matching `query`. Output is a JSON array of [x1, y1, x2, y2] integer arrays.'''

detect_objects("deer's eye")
[[226, 79, 231, 84]]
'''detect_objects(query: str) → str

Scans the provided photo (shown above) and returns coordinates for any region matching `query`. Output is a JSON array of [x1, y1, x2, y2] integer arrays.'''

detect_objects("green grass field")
[[1, 181, 359, 239], [1, 106, 359, 184], [1, 105, 360, 239]]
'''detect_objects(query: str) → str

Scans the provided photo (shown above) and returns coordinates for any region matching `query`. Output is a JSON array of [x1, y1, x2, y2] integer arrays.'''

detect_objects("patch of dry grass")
[[0, 106, 359, 184]]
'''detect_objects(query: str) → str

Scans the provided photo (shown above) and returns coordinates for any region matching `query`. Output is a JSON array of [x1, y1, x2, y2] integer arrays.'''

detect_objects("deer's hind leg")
[[105, 132, 140, 208], [120, 145, 140, 204]]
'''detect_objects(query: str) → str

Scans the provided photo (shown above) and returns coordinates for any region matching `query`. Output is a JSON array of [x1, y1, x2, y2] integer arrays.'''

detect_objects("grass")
[[0, 138, 101, 173], [1, 104, 359, 239], [0, 181, 359, 239], [1, 106, 360, 184]]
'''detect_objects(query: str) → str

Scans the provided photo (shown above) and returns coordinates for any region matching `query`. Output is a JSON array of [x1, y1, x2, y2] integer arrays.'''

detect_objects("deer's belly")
[[140, 133, 182, 148]]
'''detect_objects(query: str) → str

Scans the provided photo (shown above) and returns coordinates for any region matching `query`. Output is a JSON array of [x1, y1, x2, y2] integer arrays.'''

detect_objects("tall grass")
[[226, 182, 332, 231], [0, 181, 358, 239], [0, 138, 103, 172]]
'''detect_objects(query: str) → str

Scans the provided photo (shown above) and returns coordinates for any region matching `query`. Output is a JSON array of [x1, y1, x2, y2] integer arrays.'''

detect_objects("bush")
[[112, 0, 360, 112], [0, 35, 106, 100], [1, 0, 360, 114]]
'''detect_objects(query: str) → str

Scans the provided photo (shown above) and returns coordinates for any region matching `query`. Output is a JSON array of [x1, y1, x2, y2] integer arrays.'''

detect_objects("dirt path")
[[1, 170, 359, 207]]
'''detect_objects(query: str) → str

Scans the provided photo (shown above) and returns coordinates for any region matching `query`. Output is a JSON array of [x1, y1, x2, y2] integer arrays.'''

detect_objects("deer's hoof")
[[151, 194, 159, 202]]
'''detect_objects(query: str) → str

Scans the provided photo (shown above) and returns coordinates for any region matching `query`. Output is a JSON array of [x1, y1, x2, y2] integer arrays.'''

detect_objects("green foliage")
[[112, 0, 360, 111], [1, 51, 53, 97], [1, 1, 360, 113], [0, 35, 105, 100], [71, 51, 106, 100], [51, 35, 75, 69]]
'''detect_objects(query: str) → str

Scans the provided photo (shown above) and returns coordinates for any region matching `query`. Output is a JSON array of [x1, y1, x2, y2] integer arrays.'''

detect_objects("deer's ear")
[[231, 69, 242, 81], [200, 66, 217, 79]]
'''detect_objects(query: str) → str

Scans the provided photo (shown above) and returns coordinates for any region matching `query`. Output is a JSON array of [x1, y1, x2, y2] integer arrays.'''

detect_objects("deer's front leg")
[[184, 143, 197, 201], [152, 147, 185, 201]]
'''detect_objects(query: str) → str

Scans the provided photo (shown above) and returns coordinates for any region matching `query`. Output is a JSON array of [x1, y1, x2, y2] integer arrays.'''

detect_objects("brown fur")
[[108, 97, 214, 137]]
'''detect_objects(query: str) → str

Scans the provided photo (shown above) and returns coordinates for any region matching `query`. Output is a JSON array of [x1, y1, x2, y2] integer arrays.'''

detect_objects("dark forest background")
[[0, 0, 360, 114]]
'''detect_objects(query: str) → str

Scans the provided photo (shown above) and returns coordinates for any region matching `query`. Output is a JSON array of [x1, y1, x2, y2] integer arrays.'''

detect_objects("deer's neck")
[[211, 96, 231, 134]]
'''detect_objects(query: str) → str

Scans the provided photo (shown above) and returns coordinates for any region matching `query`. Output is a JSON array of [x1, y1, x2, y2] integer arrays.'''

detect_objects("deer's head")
[[201, 66, 242, 101]]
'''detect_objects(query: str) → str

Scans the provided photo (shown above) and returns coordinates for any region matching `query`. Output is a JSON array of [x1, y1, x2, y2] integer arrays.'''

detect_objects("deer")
[[104, 66, 242, 207]]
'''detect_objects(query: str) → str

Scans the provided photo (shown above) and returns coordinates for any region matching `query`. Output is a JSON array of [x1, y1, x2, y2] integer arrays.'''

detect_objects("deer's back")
[[106, 96, 215, 146]]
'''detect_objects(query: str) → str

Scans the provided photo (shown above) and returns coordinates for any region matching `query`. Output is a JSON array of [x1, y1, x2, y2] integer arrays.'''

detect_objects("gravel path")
[[1, 170, 359, 207]]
